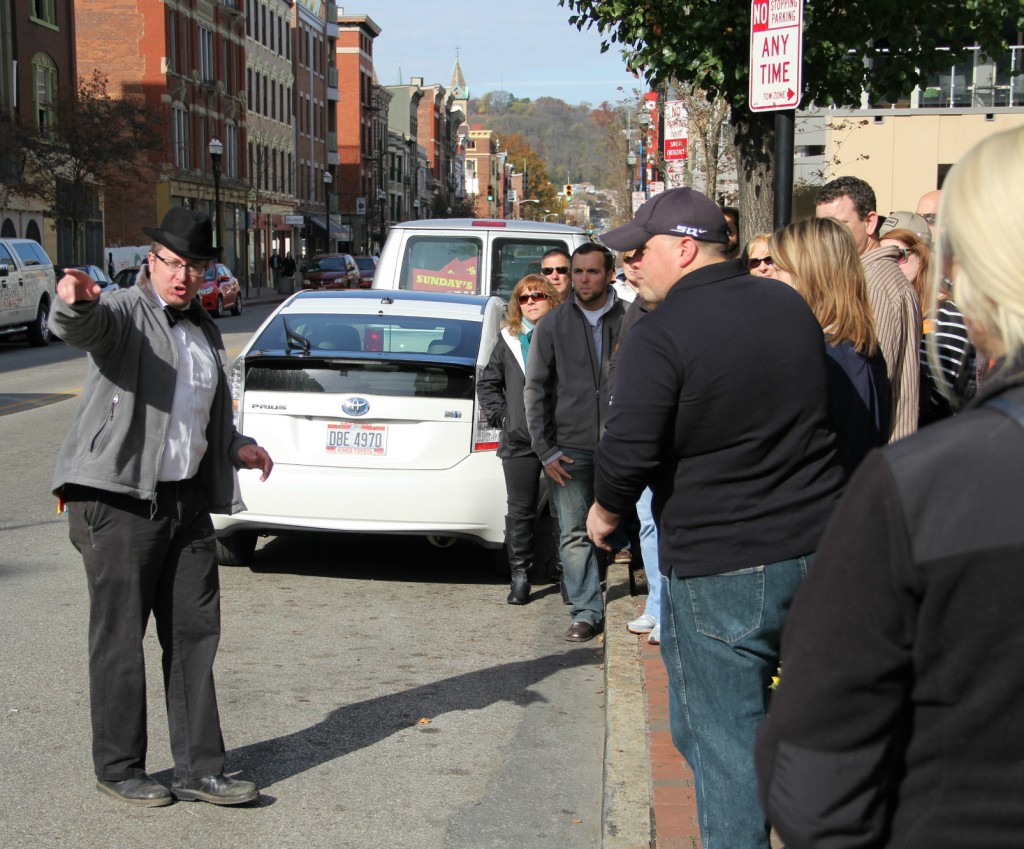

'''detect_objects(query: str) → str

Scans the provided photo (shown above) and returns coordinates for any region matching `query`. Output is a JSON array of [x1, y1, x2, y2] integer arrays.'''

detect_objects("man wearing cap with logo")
[[586, 188, 844, 849], [816, 176, 922, 441], [51, 207, 273, 808]]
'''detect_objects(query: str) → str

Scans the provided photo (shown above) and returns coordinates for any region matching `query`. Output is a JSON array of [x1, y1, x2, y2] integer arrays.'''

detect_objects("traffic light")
[[486, 186, 494, 201], [564, 184, 573, 201]]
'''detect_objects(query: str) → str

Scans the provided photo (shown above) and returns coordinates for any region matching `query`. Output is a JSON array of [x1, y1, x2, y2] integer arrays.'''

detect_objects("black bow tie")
[[165, 304, 202, 327]]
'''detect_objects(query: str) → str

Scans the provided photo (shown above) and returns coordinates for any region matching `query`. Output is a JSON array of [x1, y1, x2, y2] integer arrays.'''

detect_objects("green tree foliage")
[[560, 0, 1023, 232], [15, 70, 164, 263]]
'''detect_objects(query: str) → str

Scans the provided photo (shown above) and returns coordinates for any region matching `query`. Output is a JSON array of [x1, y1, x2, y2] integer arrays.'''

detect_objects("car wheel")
[[214, 294, 224, 318], [230, 292, 242, 316], [216, 530, 258, 566], [27, 299, 51, 347]]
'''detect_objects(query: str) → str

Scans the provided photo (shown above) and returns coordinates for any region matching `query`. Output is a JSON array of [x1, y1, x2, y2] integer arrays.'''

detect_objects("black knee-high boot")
[[506, 516, 533, 605]]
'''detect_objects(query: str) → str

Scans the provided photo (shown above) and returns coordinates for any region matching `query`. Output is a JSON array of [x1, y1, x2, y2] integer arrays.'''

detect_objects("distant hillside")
[[469, 92, 624, 192]]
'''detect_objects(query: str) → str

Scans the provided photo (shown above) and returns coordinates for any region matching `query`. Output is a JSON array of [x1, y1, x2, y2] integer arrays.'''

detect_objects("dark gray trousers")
[[66, 478, 225, 781]]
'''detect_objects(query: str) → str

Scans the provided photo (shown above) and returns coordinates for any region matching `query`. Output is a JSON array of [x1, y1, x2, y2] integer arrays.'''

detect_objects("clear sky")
[[360, 0, 645, 106]]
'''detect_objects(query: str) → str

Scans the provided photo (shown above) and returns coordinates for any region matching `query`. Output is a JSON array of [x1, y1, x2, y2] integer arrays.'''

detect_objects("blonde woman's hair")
[[933, 125, 1024, 368], [881, 227, 931, 314], [505, 274, 560, 337], [770, 217, 878, 355], [742, 233, 773, 261]]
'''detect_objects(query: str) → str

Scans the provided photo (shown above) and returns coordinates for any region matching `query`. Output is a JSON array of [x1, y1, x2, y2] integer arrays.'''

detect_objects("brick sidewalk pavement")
[[635, 604, 703, 849]]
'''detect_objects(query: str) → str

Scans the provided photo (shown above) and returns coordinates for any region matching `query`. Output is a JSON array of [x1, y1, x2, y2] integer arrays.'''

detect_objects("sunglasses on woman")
[[747, 255, 774, 270], [518, 292, 549, 305], [895, 247, 911, 264], [541, 266, 570, 276]]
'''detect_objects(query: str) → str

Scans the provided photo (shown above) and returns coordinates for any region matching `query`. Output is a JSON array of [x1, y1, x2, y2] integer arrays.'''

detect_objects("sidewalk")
[[603, 559, 702, 849]]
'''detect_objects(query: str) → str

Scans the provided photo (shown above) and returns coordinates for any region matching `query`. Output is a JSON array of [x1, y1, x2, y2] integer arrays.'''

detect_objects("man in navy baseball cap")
[[589, 185, 844, 849], [601, 187, 731, 253]]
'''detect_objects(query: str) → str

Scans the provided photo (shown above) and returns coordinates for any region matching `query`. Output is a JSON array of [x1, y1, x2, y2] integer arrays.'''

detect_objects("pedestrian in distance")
[[538, 247, 573, 303], [478, 273, 562, 605], [587, 187, 844, 849], [770, 216, 892, 476], [756, 124, 1024, 849], [525, 242, 625, 642], [51, 207, 274, 808]]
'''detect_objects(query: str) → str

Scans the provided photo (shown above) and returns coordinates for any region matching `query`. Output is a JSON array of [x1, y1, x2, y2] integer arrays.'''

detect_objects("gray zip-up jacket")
[[51, 277, 254, 514], [524, 292, 624, 464]]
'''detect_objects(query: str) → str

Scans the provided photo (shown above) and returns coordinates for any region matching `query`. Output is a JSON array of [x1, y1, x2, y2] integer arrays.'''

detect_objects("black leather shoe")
[[171, 773, 259, 805], [96, 774, 173, 807], [565, 620, 600, 642]]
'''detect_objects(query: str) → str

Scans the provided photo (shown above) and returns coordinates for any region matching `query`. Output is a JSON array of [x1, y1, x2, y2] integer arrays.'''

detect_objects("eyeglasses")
[[153, 253, 208, 278], [541, 266, 570, 276], [518, 292, 549, 305], [747, 255, 774, 270]]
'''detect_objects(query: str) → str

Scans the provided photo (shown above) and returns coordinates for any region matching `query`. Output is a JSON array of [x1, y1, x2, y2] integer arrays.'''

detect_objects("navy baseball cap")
[[601, 188, 730, 251]]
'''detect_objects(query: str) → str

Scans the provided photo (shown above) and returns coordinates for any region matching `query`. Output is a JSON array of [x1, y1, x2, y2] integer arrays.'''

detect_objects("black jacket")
[[756, 370, 1024, 849], [524, 291, 625, 464], [477, 328, 535, 459], [594, 259, 844, 577]]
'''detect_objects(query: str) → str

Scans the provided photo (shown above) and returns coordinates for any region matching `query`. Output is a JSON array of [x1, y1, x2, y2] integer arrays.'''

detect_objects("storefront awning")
[[306, 215, 352, 241]]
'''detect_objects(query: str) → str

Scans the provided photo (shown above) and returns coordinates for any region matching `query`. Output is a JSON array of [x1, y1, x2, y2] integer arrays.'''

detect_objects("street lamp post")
[[208, 138, 224, 261], [520, 198, 539, 220], [323, 170, 333, 253], [637, 110, 651, 198]]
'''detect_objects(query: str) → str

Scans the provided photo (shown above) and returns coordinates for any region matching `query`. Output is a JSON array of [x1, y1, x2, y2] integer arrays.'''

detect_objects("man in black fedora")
[[51, 207, 274, 807]]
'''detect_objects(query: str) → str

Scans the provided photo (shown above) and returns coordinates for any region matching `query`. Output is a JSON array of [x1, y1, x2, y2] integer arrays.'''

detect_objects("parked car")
[[0, 238, 57, 346], [211, 289, 512, 567], [200, 262, 242, 317], [301, 253, 361, 290], [111, 265, 141, 289], [370, 218, 591, 299], [71, 265, 119, 295], [352, 254, 377, 288]]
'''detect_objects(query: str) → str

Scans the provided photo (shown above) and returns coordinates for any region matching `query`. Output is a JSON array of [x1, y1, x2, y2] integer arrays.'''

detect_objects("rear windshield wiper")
[[283, 319, 311, 355]]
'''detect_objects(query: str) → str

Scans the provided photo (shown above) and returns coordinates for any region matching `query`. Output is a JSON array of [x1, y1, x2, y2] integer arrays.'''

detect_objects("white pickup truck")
[[0, 238, 57, 346]]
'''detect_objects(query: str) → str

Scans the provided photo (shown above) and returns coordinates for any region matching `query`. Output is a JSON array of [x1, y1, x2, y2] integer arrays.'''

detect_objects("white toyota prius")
[[213, 289, 508, 566]]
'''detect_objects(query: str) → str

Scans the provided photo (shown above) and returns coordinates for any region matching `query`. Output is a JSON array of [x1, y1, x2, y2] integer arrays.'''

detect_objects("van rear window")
[[400, 236, 482, 294]]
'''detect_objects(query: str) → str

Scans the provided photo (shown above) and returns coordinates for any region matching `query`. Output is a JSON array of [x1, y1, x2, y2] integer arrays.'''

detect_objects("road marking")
[[0, 391, 81, 416]]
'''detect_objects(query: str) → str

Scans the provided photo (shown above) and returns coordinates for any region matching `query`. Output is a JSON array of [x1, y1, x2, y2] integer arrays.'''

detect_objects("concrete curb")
[[603, 559, 654, 848]]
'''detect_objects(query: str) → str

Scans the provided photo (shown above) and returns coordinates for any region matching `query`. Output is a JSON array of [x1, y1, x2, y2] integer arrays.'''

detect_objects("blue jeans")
[[549, 448, 603, 626], [661, 555, 812, 849], [636, 487, 661, 622]]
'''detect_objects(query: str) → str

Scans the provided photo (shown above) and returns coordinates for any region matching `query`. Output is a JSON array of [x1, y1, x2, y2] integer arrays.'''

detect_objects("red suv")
[[301, 253, 361, 290]]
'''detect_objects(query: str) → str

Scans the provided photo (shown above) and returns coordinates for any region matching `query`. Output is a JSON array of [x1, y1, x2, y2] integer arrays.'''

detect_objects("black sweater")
[[756, 372, 1024, 849], [594, 259, 845, 577]]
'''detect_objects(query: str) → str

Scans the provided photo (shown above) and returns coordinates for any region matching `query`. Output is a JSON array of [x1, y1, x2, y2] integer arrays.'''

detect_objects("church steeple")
[[449, 49, 469, 100]]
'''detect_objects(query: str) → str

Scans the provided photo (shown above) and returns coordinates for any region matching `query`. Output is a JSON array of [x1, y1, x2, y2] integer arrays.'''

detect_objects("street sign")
[[749, 0, 803, 111], [284, 214, 305, 226], [663, 100, 689, 161]]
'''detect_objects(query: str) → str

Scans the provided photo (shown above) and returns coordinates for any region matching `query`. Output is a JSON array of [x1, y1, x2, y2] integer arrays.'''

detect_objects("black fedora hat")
[[143, 207, 217, 261]]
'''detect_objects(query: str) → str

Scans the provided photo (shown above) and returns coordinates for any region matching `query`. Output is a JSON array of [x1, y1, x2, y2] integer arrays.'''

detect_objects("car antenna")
[[379, 296, 394, 305]]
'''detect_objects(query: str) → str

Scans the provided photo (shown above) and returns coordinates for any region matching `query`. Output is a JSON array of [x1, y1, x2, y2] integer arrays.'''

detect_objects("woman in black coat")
[[478, 273, 560, 604]]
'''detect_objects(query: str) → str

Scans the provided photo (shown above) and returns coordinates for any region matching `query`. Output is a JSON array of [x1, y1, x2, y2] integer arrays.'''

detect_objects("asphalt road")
[[0, 304, 606, 849]]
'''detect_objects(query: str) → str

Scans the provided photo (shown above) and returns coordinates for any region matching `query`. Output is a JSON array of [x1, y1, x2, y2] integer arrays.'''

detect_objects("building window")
[[247, 68, 252, 109], [225, 124, 238, 178], [31, 53, 57, 131], [30, 0, 56, 26], [172, 104, 190, 169], [199, 27, 214, 83]]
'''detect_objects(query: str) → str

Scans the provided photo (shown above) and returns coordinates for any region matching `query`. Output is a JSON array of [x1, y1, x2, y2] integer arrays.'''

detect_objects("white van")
[[0, 238, 57, 346], [370, 218, 592, 299]]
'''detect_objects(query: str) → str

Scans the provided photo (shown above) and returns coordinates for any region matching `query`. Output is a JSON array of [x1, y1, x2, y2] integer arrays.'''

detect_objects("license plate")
[[326, 422, 388, 455]]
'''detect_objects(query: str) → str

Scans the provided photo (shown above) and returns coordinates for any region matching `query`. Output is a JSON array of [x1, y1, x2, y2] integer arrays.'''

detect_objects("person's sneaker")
[[613, 547, 632, 564], [627, 613, 657, 634], [648, 624, 661, 645]]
